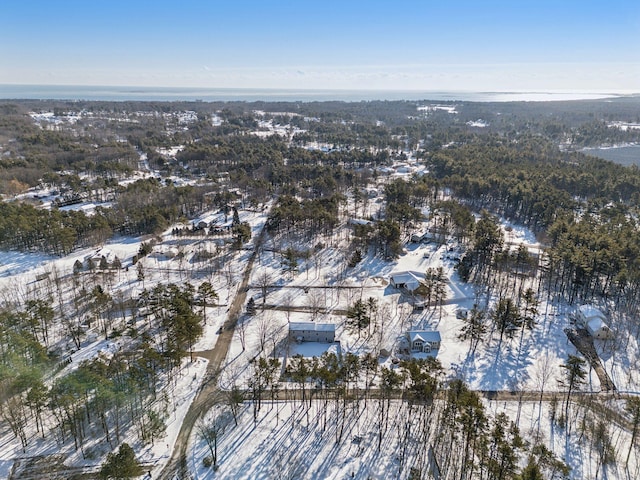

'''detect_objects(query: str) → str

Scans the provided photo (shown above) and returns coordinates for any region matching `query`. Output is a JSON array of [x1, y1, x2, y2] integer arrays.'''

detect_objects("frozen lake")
[[583, 144, 640, 166]]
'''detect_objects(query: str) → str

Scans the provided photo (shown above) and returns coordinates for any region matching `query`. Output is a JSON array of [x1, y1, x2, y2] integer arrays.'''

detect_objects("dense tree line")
[[545, 205, 640, 304], [428, 137, 640, 231], [0, 175, 226, 255], [0, 281, 209, 457], [267, 194, 343, 239], [435, 137, 640, 308], [0, 201, 111, 254]]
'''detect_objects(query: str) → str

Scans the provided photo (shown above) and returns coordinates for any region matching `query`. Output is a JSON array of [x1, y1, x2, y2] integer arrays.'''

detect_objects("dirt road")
[[159, 225, 268, 480]]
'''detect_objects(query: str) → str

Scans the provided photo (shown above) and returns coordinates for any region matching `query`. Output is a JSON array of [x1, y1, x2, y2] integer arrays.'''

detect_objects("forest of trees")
[[1, 97, 640, 477], [0, 280, 210, 456]]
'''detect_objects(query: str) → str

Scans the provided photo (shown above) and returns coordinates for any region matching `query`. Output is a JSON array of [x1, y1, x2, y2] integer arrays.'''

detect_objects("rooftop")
[[408, 330, 441, 343], [578, 305, 606, 320], [390, 271, 426, 284], [289, 322, 336, 332]]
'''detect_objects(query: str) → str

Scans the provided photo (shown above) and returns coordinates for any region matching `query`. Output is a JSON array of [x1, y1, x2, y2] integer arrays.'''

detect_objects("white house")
[[84, 247, 115, 267], [390, 271, 425, 293], [150, 247, 179, 259], [586, 317, 615, 340], [406, 330, 441, 353], [576, 305, 614, 340], [288, 322, 336, 343], [410, 231, 437, 243], [194, 214, 218, 229]]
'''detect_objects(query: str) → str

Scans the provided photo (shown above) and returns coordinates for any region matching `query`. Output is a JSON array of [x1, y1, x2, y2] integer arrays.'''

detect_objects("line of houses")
[[287, 321, 441, 357]]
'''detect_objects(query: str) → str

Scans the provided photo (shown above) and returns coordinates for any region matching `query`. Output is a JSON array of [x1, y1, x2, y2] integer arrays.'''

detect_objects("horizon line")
[[2, 84, 639, 104], [1, 82, 639, 96]]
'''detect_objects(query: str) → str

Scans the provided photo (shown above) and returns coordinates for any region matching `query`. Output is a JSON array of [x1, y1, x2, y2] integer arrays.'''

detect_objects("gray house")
[[289, 322, 336, 343], [405, 330, 441, 353]]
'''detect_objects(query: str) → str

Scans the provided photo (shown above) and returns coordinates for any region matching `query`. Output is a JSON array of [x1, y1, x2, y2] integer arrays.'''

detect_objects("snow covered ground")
[[0, 206, 269, 477], [185, 394, 640, 480], [189, 215, 640, 479], [1, 197, 638, 478], [221, 218, 613, 395], [0, 356, 208, 479]]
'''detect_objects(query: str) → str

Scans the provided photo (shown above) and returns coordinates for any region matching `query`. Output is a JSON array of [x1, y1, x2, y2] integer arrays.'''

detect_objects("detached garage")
[[576, 305, 614, 340], [586, 317, 615, 340]]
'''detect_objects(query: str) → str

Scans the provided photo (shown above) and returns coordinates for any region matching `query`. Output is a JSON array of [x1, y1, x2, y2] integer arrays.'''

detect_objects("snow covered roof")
[[390, 271, 425, 290], [289, 322, 336, 332], [85, 247, 114, 262], [408, 330, 441, 343], [587, 317, 609, 332], [578, 305, 606, 321], [151, 247, 179, 258], [195, 214, 218, 226], [348, 218, 372, 226], [194, 212, 230, 228]]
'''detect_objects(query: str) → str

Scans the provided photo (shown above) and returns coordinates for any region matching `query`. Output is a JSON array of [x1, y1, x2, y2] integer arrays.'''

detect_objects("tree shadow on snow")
[[476, 336, 533, 391]]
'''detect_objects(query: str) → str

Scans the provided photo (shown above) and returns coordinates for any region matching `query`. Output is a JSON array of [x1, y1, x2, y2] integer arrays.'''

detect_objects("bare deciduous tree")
[[308, 290, 324, 321], [198, 409, 230, 470], [236, 316, 248, 351], [256, 271, 273, 305]]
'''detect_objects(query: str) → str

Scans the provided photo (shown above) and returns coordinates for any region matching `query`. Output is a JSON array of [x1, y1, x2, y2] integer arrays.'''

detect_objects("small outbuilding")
[[288, 322, 336, 343]]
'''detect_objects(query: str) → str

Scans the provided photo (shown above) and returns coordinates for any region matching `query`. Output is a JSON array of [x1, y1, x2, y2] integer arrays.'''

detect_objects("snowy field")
[[220, 217, 638, 396], [200, 213, 640, 479]]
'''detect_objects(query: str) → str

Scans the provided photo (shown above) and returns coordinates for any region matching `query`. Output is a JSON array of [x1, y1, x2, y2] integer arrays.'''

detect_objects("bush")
[[348, 249, 363, 268], [203, 456, 213, 468], [99, 443, 143, 479], [139, 241, 154, 257]]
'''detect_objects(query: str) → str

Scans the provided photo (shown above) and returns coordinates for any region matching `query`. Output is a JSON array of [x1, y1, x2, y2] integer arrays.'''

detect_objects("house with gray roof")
[[288, 322, 336, 343], [389, 271, 425, 293]]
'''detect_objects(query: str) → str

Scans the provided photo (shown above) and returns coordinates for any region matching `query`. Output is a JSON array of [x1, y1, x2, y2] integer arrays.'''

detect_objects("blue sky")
[[1, 0, 639, 91]]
